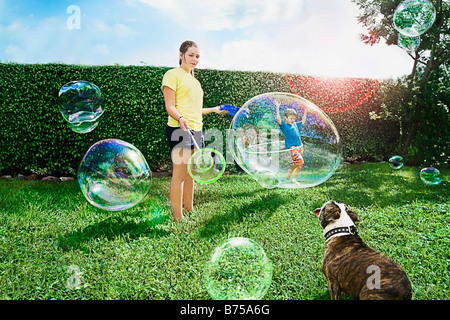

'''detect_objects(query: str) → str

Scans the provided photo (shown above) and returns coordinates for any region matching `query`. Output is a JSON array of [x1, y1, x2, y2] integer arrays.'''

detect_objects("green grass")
[[0, 163, 449, 300]]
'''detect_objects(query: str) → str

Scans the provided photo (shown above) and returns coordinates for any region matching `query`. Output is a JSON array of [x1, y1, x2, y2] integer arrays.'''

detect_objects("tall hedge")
[[0, 63, 398, 174]]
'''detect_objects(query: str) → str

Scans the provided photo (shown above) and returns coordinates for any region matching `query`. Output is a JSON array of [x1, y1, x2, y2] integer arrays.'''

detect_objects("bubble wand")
[[186, 126, 202, 151], [185, 124, 226, 184]]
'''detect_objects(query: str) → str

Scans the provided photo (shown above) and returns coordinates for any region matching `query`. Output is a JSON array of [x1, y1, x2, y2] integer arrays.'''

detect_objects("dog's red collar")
[[324, 225, 358, 242]]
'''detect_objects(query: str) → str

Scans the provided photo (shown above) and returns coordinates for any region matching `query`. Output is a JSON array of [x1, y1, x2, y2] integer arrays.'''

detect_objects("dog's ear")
[[313, 208, 321, 217], [346, 207, 360, 223]]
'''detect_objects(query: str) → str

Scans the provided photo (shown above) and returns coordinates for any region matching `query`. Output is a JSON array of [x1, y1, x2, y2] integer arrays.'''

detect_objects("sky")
[[0, 0, 415, 79]]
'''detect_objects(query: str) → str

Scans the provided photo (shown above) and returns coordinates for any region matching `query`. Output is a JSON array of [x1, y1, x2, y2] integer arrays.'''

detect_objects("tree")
[[353, 0, 449, 166]]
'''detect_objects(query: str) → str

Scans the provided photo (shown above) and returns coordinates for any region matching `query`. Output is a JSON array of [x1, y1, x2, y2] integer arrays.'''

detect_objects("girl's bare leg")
[[170, 148, 194, 221]]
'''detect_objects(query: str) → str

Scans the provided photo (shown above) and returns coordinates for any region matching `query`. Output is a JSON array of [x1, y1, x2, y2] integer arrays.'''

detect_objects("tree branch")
[[407, 52, 427, 66], [436, 50, 450, 67]]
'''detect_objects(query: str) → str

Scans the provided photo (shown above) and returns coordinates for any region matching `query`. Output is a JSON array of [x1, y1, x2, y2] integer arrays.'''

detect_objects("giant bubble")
[[58, 80, 104, 133], [78, 139, 152, 211], [228, 92, 341, 189]]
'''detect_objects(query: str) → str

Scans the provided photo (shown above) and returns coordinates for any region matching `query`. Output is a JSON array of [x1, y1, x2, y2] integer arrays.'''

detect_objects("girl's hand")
[[214, 106, 229, 115], [178, 116, 189, 131]]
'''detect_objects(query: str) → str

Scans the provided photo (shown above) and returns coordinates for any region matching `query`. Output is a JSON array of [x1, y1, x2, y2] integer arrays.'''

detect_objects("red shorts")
[[289, 146, 304, 168]]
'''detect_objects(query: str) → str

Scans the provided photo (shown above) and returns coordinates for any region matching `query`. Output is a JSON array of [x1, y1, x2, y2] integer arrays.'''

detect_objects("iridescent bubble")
[[389, 155, 404, 170], [187, 148, 226, 184], [78, 139, 151, 211], [393, 0, 436, 37], [419, 167, 442, 185], [398, 34, 421, 53], [228, 92, 342, 189], [203, 237, 273, 300], [58, 80, 104, 133]]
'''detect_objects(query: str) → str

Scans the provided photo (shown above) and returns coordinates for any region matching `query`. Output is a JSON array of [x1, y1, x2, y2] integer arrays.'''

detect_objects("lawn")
[[0, 163, 449, 300]]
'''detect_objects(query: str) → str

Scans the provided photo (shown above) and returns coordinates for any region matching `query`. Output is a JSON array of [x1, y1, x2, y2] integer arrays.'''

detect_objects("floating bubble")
[[78, 139, 151, 211], [389, 155, 404, 170], [419, 167, 442, 185], [187, 148, 226, 184], [393, 0, 436, 37], [58, 80, 104, 133], [228, 92, 342, 189], [398, 34, 421, 53], [203, 237, 273, 300]]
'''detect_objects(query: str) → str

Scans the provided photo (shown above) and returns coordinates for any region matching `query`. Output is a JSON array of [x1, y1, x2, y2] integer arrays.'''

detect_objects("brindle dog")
[[314, 201, 412, 300]]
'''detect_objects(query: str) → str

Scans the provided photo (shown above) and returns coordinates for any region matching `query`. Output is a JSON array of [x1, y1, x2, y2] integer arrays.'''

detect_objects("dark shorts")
[[165, 125, 205, 153]]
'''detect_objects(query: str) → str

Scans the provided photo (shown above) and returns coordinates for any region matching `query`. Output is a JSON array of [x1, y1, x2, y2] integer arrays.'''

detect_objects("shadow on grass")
[[198, 193, 286, 238], [320, 164, 448, 208], [57, 215, 170, 253]]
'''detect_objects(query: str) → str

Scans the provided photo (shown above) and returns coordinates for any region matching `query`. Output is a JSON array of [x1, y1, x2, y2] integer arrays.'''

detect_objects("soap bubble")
[[228, 92, 341, 189], [58, 80, 104, 133], [419, 167, 442, 185], [78, 139, 151, 211], [393, 0, 436, 37], [389, 155, 404, 170], [203, 237, 273, 300], [398, 34, 421, 53], [187, 148, 226, 184]]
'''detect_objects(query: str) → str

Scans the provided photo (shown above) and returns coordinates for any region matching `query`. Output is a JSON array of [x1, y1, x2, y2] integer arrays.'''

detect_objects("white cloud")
[[198, 0, 413, 79], [90, 20, 136, 38], [131, 0, 307, 31]]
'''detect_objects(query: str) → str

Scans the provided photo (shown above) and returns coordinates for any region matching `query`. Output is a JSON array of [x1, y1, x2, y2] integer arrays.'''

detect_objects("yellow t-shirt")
[[161, 67, 204, 131]]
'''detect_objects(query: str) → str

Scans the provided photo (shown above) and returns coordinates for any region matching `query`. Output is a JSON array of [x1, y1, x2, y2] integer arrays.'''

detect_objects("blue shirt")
[[280, 121, 302, 149]]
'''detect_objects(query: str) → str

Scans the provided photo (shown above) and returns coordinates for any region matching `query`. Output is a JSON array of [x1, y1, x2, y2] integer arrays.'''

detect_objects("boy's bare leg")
[[287, 164, 296, 180], [291, 167, 301, 186]]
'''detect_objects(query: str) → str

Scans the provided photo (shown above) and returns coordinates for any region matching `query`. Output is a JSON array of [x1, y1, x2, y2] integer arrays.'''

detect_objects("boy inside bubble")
[[275, 100, 307, 186]]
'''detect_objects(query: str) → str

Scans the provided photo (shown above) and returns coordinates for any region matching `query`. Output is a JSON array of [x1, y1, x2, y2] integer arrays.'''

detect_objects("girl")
[[162, 40, 228, 221]]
